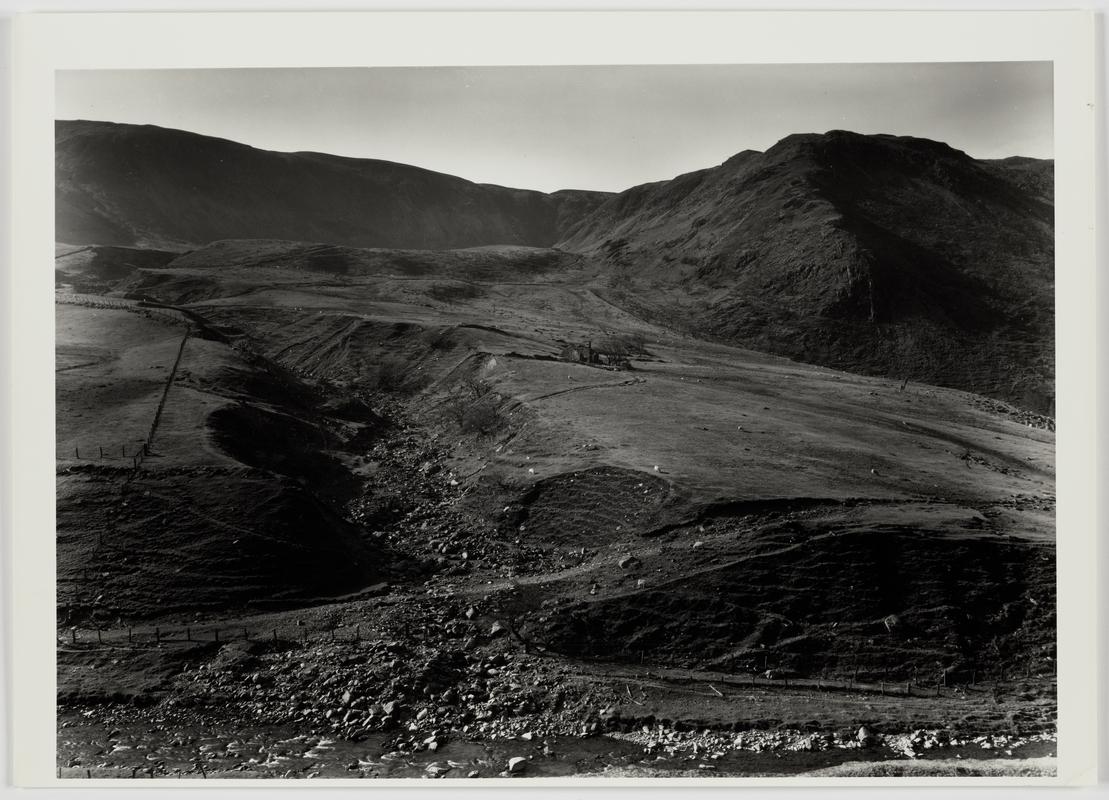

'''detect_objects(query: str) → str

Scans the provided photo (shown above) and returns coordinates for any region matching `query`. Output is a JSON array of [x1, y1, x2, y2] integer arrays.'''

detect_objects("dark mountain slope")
[[56, 120, 611, 251], [559, 131, 1054, 413]]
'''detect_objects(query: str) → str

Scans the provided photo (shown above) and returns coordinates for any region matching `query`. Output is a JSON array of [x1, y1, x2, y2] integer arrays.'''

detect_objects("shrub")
[[444, 376, 503, 437]]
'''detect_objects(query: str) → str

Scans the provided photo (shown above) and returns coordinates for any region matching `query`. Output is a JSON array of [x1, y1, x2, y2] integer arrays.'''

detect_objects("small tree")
[[444, 377, 503, 437]]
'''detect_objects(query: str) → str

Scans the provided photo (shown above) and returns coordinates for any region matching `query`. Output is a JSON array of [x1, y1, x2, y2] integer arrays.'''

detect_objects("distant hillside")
[[55, 120, 612, 251], [559, 131, 1054, 413], [55, 121, 1055, 413]]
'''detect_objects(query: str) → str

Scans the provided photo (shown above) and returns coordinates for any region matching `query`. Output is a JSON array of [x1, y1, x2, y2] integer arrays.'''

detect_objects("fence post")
[[214, 629, 219, 643], [128, 627, 133, 643], [243, 627, 248, 640], [71, 629, 76, 644], [272, 629, 278, 642], [122, 445, 126, 457], [186, 627, 191, 642], [97, 629, 102, 644], [155, 627, 160, 644], [100, 447, 104, 459], [75, 446, 79, 459]]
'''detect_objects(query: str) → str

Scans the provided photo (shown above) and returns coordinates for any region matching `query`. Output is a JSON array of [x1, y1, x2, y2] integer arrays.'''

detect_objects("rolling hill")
[[54, 125, 1058, 763], [55, 120, 612, 251], [559, 131, 1054, 412], [56, 122, 1054, 412]]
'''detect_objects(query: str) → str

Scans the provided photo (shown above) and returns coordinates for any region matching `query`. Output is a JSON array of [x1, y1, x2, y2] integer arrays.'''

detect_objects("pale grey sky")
[[56, 63, 1052, 193]]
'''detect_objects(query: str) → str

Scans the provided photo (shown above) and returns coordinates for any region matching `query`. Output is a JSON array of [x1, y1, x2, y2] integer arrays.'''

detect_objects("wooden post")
[[906, 682, 911, 696], [122, 445, 126, 457], [97, 629, 102, 644], [128, 627, 133, 643], [243, 627, 248, 640], [272, 629, 278, 642], [214, 629, 219, 643], [71, 629, 76, 643], [186, 627, 191, 641], [355, 625, 360, 641], [100, 447, 104, 459], [75, 446, 79, 459]]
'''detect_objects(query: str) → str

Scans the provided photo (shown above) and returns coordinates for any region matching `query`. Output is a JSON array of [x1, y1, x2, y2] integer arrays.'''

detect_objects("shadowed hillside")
[[559, 131, 1054, 413], [56, 120, 611, 251]]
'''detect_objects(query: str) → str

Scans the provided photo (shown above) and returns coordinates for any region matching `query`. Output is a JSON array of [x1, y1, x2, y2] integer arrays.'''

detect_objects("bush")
[[362, 354, 413, 393], [460, 402, 503, 437], [444, 377, 503, 437], [597, 333, 648, 358]]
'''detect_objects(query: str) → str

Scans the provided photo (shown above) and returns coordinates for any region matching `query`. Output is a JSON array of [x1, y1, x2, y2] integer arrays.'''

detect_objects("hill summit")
[[559, 130, 1054, 413]]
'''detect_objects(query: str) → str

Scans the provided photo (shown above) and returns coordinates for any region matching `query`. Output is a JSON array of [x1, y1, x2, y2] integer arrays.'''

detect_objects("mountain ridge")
[[557, 129, 1054, 413], [55, 120, 1054, 412], [56, 119, 613, 251]]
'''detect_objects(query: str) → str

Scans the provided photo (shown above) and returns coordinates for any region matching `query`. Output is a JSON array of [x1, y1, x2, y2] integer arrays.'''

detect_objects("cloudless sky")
[[56, 63, 1052, 193]]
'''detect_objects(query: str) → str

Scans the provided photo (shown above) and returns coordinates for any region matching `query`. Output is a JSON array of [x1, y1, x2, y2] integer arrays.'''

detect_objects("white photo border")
[[8, 8, 1098, 788]]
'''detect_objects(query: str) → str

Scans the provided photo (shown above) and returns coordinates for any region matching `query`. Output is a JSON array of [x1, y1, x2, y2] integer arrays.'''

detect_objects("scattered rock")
[[507, 756, 528, 774]]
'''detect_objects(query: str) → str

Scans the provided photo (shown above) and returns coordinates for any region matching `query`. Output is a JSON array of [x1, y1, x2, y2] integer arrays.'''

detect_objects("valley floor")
[[54, 253, 1057, 780]]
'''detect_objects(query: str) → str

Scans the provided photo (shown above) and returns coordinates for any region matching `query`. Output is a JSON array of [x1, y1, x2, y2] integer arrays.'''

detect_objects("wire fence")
[[55, 620, 1038, 703], [58, 621, 372, 651], [56, 294, 190, 326], [57, 325, 191, 471]]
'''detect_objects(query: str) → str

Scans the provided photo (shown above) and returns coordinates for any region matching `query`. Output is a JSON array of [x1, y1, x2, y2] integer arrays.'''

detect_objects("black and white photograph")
[[5, 8, 1100, 788]]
